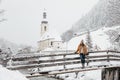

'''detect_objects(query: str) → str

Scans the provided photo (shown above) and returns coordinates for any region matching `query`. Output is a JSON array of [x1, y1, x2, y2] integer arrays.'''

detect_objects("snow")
[[0, 65, 28, 80], [91, 27, 110, 50], [54, 26, 120, 80], [67, 26, 116, 50], [43, 48, 55, 51], [56, 70, 101, 80], [40, 28, 62, 41], [3, 26, 120, 80]]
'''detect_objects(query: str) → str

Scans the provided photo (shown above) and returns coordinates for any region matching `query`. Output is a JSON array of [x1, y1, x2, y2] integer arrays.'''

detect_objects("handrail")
[[8, 58, 117, 70], [12, 50, 120, 61], [12, 55, 109, 65]]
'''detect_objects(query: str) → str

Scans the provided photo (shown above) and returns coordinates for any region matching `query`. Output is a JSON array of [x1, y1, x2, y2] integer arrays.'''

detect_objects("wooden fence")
[[7, 50, 120, 79]]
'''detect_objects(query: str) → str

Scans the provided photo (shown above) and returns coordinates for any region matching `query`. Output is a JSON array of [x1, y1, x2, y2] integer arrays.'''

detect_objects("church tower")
[[38, 10, 64, 51], [40, 10, 48, 37]]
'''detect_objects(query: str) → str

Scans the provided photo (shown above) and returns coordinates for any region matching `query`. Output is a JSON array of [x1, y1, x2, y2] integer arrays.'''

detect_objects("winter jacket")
[[76, 43, 88, 55]]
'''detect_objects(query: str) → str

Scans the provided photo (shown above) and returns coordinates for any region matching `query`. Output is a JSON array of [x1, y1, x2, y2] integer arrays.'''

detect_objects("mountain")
[[67, 26, 120, 51], [61, 0, 120, 42]]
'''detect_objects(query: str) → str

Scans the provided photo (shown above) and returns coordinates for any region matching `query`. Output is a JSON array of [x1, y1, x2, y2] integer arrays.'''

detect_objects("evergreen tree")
[[86, 30, 93, 52], [114, 35, 120, 51]]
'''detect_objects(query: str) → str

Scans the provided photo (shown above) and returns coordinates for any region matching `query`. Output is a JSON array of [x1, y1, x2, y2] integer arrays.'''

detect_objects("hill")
[[61, 0, 120, 42], [67, 26, 120, 51]]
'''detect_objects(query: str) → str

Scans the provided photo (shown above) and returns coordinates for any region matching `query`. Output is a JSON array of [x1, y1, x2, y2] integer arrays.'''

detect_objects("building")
[[37, 10, 64, 51]]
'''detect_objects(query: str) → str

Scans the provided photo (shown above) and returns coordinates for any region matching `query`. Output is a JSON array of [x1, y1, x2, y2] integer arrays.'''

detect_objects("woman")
[[75, 40, 88, 68]]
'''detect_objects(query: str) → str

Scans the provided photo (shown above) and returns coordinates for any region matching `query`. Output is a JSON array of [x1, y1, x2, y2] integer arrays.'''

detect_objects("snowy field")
[[37, 26, 120, 80]]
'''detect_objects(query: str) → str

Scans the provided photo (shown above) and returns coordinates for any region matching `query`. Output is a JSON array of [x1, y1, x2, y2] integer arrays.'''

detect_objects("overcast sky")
[[0, 0, 99, 47]]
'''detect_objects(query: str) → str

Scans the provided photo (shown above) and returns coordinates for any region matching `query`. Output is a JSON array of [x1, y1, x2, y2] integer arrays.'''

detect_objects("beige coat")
[[76, 43, 88, 55]]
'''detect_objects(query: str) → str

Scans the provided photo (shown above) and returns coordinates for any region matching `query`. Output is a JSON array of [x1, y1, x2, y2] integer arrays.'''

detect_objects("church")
[[37, 11, 64, 51]]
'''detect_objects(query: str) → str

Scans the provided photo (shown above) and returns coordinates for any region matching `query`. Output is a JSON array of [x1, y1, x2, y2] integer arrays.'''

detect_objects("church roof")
[[40, 29, 62, 41]]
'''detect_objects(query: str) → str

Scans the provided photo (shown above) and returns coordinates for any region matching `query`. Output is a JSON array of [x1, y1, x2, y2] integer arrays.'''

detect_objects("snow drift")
[[0, 65, 28, 80]]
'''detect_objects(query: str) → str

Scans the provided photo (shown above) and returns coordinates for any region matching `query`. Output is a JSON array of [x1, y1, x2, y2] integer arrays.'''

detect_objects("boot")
[[82, 63, 85, 69]]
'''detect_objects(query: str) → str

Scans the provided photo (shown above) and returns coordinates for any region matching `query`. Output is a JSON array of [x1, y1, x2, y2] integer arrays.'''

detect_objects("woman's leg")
[[80, 53, 85, 68]]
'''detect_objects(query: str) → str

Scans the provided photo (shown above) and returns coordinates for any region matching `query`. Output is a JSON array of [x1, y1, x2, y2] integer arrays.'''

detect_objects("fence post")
[[63, 54, 66, 70], [101, 68, 106, 80], [114, 69, 119, 80], [86, 55, 89, 66], [107, 50, 109, 62]]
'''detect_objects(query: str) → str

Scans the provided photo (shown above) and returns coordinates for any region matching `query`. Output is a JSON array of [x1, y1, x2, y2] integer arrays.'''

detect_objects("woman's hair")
[[80, 41, 85, 46]]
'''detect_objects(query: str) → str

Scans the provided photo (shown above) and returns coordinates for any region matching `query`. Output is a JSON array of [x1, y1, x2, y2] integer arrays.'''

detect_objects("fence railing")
[[7, 50, 120, 77]]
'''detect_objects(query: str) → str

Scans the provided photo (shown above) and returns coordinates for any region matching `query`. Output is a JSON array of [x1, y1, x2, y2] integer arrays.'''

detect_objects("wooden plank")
[[12, 54, 109, 62], [26, 67, 100, 78], [12, 53, 75, 61], [26, 64, 108, 75], [110, 55, 120, 58], [110, 59, 120, 61], [12, 57, 80, 65], [7, 59, 108, 70], [12, 55, 109, 65], [101, 69, 106, 80], [26, 65, 120, 78], [114, 69, 119, 80], [102, 67, 120, 80], [109, 70, 114, 80], [12, 50, 117, 61], [105, 70, 110, 80]]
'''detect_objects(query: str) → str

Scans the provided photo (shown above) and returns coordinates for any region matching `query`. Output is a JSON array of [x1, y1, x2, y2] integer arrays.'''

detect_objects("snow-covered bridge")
[[7, 50, 120, 80]]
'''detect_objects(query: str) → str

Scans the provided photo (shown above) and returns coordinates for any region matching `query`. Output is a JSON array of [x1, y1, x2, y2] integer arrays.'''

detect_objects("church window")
[[51, 42, 53, 46], [44, 26, 47, 31]]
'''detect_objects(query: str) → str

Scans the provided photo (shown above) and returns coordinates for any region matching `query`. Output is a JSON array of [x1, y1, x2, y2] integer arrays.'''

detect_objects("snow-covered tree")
[[93, 44, 101, 51], [61, 0, 120, 41], [0, 48, 12, 67], [85, 30, 93, 51], [106, 29, 120, 51], [113, 35, 120, 51]]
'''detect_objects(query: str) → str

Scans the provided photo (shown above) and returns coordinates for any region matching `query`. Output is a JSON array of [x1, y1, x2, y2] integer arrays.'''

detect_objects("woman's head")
[[80, 40, 84, 46]]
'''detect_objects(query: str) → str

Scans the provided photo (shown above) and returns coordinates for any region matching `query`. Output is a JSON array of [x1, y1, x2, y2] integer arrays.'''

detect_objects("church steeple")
[[41, 9, 48, 23], [43, 12, 47, 19], [40, 9, 48, 37]]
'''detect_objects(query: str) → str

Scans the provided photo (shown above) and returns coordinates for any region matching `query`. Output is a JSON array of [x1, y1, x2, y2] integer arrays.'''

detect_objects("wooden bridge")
[[7, 50, 120, 80]]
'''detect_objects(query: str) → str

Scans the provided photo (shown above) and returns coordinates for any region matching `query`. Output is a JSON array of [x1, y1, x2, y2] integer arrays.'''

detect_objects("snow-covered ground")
[[57, 70, 101, 80], [59, 26, 120, 80], [38, 26, 120, 80], [4, 26, 120, 80], [67, 26, 113, 50], [0, 65, 28, 80]]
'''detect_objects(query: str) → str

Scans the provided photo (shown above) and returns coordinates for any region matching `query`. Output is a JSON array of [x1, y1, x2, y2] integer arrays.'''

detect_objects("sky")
[[0, 0, 99, 47]]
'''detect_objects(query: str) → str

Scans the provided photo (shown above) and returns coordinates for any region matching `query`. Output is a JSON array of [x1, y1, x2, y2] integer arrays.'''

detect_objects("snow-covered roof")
[[40, 28, 62, 41]]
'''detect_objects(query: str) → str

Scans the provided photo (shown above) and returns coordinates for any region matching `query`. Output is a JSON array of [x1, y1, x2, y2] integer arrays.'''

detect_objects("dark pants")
[[79, 53, 85, 64]]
